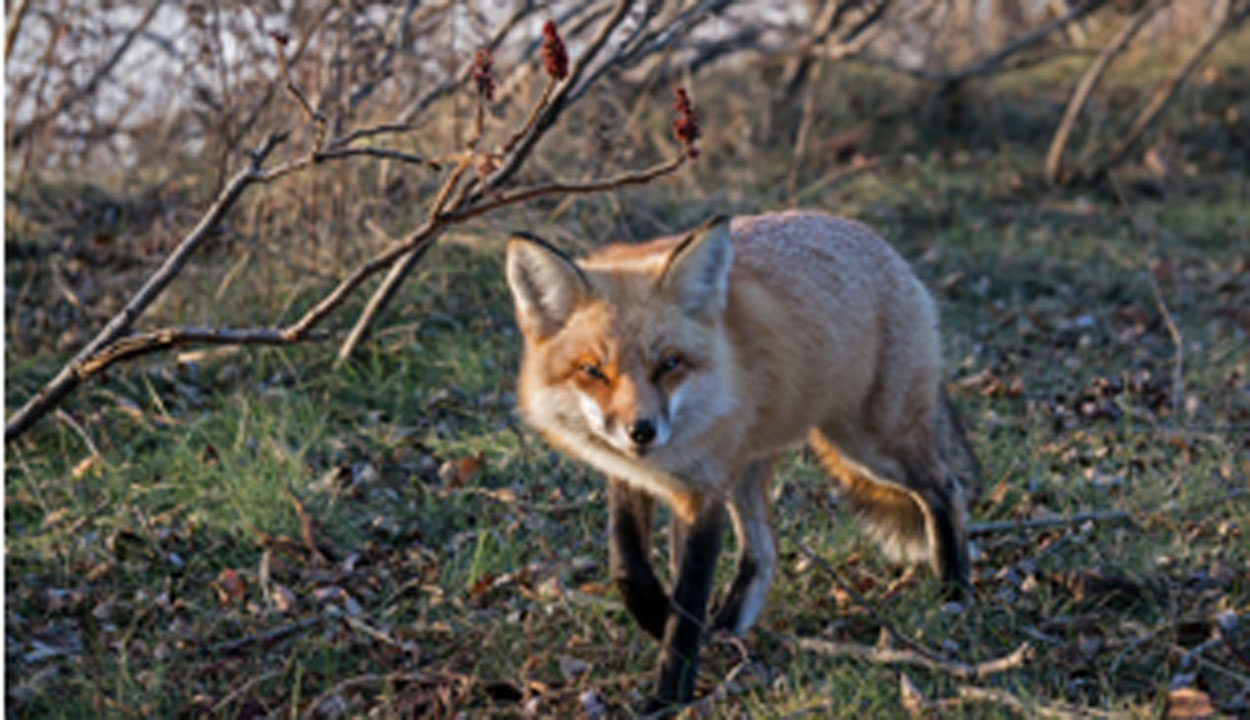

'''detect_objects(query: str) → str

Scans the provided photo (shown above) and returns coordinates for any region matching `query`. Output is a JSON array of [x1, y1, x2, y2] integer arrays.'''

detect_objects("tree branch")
[[5, 131, 288, 442], [1044, 0, 1162, 185], [796, 637, 1034, 679], [10, 0, 166, 146], [1079, 0, 1246, 182], [336, 0, 638, 362]]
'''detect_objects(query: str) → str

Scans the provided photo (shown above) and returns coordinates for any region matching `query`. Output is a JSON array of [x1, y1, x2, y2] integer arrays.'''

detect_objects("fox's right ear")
[[505, 233, 589, 338]]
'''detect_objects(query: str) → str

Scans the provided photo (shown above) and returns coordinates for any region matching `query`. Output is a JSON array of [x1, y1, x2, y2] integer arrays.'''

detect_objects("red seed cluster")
[[472, 48, 495, 101], [671, 87, 700, 158], [541, 20, 569, 81], [268, 30, 290, 47]]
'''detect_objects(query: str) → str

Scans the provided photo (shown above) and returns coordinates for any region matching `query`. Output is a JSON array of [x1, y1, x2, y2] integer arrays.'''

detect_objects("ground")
[[5, 45, 1250, 718]]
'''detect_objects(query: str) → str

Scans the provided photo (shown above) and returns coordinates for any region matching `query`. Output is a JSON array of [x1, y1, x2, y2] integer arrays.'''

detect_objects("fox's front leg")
[[608, 478, 668, 639], [654, 499, 724, 706]]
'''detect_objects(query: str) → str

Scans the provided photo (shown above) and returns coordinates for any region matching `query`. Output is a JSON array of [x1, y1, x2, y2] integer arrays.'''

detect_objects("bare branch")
[[271, 30, 326, 145], [257, 146, 441, 184], [1080, 0, 1246, 182], [1045, 0, 1163, 185], [796, 637, 1034, 680], [968, 509, 1132, 535], [337, 0, 639, 362], [952, 685, 1133, 719], [397, 0, 539, 124], [4, 0, 31, 61], [74, 326, 331, 379], [849, 0, 1107, 87], [446, 153, 688, 223], [4, 131, 289, 442], [10, 0, 166, 146]]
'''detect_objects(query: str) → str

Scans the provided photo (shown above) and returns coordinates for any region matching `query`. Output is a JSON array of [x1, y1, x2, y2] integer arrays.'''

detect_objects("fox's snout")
[[578, 381, 672, 455]]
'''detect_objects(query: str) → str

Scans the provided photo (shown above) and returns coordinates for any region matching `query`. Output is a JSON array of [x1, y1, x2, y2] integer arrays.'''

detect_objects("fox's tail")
[[810, 385, 979, 579]]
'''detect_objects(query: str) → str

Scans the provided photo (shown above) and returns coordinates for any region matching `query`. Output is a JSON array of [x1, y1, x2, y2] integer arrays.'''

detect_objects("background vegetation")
[[5, 1, 1249, 716]]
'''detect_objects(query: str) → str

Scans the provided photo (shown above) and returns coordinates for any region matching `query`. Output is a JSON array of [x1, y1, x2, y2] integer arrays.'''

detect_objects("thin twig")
[[1044, 0, 1162, 185], [502, 76, 557, 154], [969, 509, 1132, 535], [1146, 266, 1184, 413], [971, 488, 1247, 536], [446, 154, 688, 223], [271, 31, 326, 143], [210, 669, 282, 714], [337, 613, 421, 659], [953, 684, 1132, 719], [204, 616, 323, 656], [257, 146, 441, 184], [796, 637, 1033, 679], [54, 410, 101, 460], [4, 0, 31, 61], [397, 0, 538, 123]]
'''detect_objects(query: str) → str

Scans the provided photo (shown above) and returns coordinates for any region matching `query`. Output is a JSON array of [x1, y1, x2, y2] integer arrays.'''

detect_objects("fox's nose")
[[629, 419, 657, 446]]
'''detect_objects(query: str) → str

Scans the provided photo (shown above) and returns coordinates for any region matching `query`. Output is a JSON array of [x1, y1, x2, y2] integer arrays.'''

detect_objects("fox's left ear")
[[659, 215, 733, 322]]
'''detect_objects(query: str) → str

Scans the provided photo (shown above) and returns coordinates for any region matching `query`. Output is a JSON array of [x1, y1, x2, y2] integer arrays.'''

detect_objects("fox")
[[504, 210, 979, 706]]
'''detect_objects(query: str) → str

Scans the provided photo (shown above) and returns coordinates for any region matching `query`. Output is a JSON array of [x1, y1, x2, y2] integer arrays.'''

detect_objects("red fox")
[[505, 210, 978, 705]]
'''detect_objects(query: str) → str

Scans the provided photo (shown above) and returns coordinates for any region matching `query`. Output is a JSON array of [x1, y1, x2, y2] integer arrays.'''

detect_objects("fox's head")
[[505, 217, 736, 461]]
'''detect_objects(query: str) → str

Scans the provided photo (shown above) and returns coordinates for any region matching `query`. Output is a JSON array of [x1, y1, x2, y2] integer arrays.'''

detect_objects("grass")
[[6, 43, 1250, 718]]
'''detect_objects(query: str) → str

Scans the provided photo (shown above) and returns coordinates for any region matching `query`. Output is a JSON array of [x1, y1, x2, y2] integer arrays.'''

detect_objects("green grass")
[[7, 49, 1250, 717]]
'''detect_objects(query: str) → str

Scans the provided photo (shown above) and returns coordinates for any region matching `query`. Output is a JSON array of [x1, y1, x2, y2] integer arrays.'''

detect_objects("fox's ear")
[[659, 215, 733, 322], [506, 232, 589, 338]]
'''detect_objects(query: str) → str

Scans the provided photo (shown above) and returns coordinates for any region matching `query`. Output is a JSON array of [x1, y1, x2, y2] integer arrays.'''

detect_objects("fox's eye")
[[655, 355, 684, 377], [579, 363, 607, 382]]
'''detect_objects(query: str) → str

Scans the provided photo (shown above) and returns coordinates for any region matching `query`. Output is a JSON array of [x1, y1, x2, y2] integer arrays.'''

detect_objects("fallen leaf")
[[438, 454, 482, 487], [271, 583, 296, 614], [215, 569, 246, 605], [71, 454, 101, 480], [559, 654, 591, 682], [1166, 687, 1216, 718], [899, 673, 927, 717], [468, 572, 494, 599]]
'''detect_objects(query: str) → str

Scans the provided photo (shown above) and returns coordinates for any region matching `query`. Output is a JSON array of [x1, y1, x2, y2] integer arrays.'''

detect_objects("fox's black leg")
[[653, 500, 724, 706], [607, 478, 668, 639]]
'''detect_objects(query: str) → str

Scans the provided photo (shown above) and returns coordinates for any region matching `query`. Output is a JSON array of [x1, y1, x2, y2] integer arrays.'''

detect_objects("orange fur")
[[507, 210, 974, 594]]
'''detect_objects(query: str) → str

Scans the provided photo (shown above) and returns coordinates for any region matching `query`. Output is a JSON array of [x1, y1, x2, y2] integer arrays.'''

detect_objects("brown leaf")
[[468, 572, 494, 599], [200, 443, 219, 466], [215, 569, 246, 605], [288, 491, 328, 565], [71, 454, 101, 480], [438, 454, 482, 487], [1166, 687, 1216, 718]]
